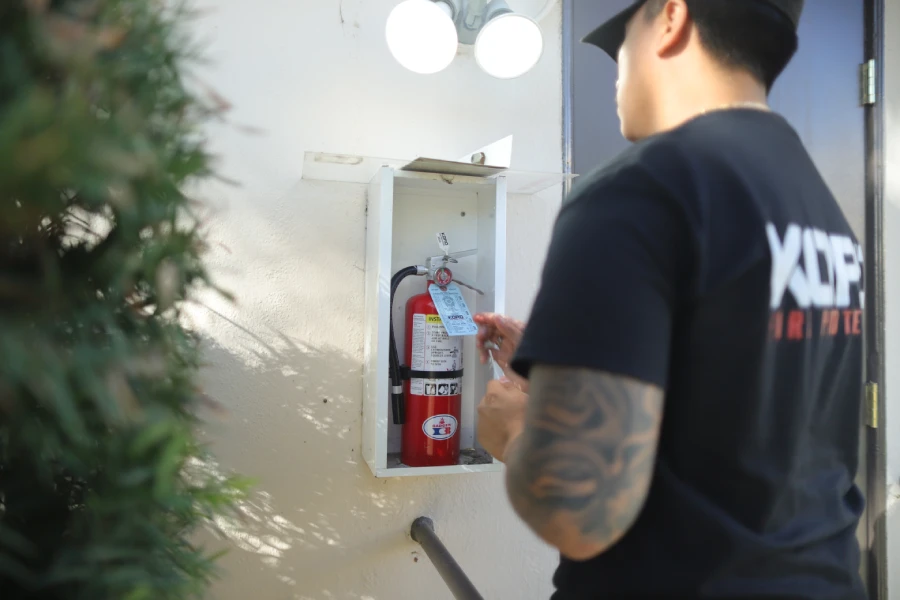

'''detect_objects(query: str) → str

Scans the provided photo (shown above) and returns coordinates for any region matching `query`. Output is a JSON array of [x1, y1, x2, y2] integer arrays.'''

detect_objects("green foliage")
[[0, 1, 245, 598]]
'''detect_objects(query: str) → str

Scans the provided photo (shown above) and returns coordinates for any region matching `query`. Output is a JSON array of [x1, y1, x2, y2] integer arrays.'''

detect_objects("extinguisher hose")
[[390, 266, 423, 425]]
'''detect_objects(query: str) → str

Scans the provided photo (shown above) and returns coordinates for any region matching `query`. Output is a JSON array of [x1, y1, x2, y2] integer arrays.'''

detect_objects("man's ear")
[[654, 0, 692, 58]]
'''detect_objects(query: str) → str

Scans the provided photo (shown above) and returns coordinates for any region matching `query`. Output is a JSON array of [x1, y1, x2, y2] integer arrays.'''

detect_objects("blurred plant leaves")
[[0, 1, 245, 599]]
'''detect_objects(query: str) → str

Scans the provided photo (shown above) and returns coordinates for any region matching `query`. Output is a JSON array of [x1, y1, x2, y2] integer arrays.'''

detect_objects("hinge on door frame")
[[865, 381, 878, 428], [860, 59, 877, 106]]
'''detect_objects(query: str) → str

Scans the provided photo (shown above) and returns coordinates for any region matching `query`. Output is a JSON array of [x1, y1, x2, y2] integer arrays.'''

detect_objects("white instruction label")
[[428, 283, 479, 337], [410, 314, 462, 397]]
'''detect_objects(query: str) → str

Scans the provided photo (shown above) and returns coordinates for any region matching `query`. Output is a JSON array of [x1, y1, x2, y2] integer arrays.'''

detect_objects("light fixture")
[[385, 0, 545, 79], [475, 1, 543, 79], [386, 0, 459, 75]]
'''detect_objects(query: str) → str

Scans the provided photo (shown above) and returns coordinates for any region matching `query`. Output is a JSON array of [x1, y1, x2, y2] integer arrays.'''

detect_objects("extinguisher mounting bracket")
[[400, 365, 465, 380]]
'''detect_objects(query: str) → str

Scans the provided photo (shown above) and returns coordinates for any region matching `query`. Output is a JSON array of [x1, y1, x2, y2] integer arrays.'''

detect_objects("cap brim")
[[581, 2, 643, 62]]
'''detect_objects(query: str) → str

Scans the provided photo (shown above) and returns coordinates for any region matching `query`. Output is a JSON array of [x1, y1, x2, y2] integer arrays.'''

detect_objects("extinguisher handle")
[[452, 278, 485, 296]]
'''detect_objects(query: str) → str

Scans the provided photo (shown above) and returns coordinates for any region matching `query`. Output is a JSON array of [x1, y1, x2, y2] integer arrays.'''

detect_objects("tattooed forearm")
[[505, 365, 664, 560]]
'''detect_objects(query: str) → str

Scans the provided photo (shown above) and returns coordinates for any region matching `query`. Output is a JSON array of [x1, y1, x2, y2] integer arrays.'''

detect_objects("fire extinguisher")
[[389, 250, 480, 467]]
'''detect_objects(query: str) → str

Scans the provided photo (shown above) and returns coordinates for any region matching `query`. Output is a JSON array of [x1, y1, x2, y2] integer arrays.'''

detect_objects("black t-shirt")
[[512, 109, 866, 600]]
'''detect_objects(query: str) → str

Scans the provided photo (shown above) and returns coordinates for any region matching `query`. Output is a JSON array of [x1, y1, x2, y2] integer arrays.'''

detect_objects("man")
[[475, 0, 867, 598]]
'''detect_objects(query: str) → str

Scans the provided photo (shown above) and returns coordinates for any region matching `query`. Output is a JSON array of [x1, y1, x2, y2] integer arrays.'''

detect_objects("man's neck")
[[651, 71, 768, 135]]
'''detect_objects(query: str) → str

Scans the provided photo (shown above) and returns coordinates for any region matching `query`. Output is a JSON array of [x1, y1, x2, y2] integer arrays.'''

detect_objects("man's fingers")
[[474, 312, 503, 325], [475, 313, 525, 367], [487, 378, 517, 395], [476, 325, 498, 364], [498, 376, 518, 389], [475, 313, 523, 344], [476, 323, 498, 346], [495, 318, 524, 341]]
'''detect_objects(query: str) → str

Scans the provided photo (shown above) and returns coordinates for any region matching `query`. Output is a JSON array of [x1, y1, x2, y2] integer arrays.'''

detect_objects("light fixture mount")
[[440, 0, 516, 45]]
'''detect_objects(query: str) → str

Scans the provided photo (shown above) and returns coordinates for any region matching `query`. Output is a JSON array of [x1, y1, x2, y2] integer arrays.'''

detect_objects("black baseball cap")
[[582, 0, 804, 61]]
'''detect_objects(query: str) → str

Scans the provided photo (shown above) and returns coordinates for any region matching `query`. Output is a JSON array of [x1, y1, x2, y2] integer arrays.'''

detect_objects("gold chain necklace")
[[697, 101, 771, 116]]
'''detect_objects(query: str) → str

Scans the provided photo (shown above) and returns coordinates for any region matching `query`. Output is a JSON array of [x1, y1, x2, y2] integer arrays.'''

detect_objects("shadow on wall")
[[176, 174, 553, 598], [192, 314, 427, 600]]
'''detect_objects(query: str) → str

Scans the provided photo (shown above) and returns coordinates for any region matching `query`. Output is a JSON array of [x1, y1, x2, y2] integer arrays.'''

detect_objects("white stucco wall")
[[884, 2, 900, 599], [184, 1, 564, 598]]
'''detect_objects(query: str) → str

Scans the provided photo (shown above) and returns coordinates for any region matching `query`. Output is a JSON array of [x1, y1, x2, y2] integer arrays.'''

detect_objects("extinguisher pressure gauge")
[[425, 254, 458, 284], [425, 249, 484, 295], [434, 267, 453, 286]]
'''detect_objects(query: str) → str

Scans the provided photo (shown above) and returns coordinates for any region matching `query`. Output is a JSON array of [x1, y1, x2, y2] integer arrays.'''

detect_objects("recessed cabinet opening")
[[363, 169, 506, 477]]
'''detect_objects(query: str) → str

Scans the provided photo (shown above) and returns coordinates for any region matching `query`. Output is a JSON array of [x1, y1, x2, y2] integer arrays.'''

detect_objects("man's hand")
[[474, 313, 529, 392], [477, 378, 528, 462]]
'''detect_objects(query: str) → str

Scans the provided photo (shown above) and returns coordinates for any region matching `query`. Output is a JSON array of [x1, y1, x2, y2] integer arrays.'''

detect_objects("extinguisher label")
[[422, 414, 458, 441], [410, 314, 462, 397]]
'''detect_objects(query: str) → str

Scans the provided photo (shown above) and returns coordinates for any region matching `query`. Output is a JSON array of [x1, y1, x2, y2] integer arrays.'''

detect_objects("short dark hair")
[[645, 0, 798, 90]]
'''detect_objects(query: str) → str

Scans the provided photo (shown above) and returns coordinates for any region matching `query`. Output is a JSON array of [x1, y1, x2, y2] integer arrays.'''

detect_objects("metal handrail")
[[410, 517, 484, 600]]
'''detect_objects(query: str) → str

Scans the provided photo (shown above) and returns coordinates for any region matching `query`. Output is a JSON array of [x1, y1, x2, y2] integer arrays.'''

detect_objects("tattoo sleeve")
[[505, 365, 664, 559]]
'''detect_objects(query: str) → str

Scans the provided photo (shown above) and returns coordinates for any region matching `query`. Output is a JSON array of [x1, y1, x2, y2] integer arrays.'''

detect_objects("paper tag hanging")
[[436, 232, 450, 254], [428, 283, 478, 337]]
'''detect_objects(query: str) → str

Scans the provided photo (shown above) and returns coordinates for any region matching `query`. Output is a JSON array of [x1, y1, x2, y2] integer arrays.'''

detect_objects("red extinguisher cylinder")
[[401, 283, 462, 467]]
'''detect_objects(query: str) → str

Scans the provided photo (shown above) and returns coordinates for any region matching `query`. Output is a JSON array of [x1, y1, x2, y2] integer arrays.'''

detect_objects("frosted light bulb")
[[475, 13, 543, 79], [386, 0, 458, 75]]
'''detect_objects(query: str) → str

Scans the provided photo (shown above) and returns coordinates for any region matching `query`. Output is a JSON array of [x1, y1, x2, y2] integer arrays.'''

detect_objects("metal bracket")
[[462, 0, 489, 31], [426, 248, 477, 280], [860, 59, 877, 106], [445, 0, 511, 45], [866, 381, 878, 429]]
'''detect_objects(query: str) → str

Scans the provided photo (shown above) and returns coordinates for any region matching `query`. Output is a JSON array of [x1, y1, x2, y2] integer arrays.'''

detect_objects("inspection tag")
[[428, 283, 478, 337]]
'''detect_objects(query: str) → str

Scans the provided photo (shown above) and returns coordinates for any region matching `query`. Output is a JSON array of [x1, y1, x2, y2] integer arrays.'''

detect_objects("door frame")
[[560, 1, 890, 597], [561, 0, 574, 196], [864, 0, 887, 597]]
